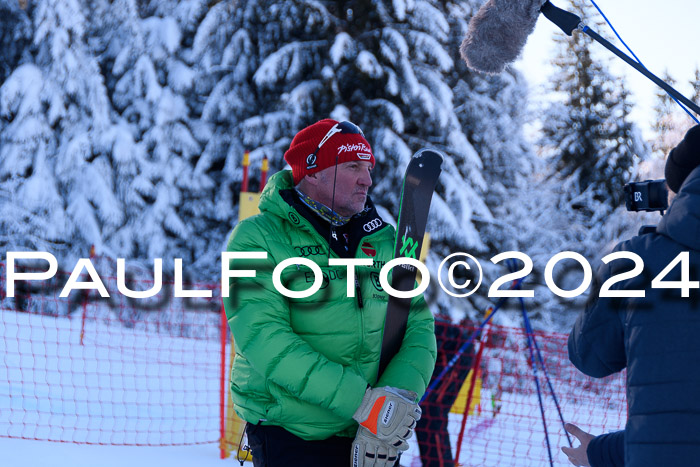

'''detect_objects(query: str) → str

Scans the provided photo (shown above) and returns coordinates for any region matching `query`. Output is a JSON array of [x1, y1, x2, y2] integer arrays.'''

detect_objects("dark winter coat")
[[569, 166, 700, 467], [587, 430, 625, 467], [223, 170, 437, 440]]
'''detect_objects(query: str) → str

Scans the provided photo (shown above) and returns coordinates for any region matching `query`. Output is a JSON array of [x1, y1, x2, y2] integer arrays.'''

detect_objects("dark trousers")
[[246, 423, 354, 467], [415, 402, 454, 467], [415, 319, 474, 467], [245, 424, 401, 466]]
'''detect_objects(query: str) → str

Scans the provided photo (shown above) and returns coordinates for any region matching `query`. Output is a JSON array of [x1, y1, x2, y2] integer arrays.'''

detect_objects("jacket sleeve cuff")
[[328, 368, 370, 420], [587, 430, 625, 467]]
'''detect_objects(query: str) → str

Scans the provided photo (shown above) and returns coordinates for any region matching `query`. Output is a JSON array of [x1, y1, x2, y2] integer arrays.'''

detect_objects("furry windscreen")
[[460, 0, 547, 74]]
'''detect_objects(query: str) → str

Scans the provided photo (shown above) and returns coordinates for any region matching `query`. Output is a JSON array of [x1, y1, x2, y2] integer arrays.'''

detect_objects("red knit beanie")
[[284, 119, 375, 185]]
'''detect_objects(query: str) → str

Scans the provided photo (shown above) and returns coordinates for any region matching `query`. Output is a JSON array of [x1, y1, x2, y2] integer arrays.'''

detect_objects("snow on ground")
[[0, 437, 230, 467], [0, 309, 221, 446]]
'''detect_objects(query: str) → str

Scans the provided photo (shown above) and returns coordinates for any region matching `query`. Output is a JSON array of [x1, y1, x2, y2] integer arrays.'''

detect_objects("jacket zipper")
[[355, 278, 364, 308]]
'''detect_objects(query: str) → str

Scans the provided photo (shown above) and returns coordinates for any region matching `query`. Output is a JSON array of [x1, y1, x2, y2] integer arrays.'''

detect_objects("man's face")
[[314, 161, 373, 216]]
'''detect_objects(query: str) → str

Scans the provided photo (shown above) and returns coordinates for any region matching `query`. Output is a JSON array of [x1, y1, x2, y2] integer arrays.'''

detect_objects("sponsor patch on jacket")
[[361, 241, 377, 257]]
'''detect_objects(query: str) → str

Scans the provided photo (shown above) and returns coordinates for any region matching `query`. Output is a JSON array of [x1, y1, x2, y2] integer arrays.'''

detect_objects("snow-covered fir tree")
[[651, 71, 689, 158], [540, 0, 643, 212], [183, 1, 346, 279], [0, 0, 560, 330], [0, 0, 125, 261], [652, 71, 677, 127], [431, 1, 541, 324], [187, 0, 525, 320], [0, 0, 32, 83], [324, 0, 496, 320], [691, 67, 700, 105], [530, 0, 650, 328], [191, 1, 332, 202], [106, 2, 209, 266]]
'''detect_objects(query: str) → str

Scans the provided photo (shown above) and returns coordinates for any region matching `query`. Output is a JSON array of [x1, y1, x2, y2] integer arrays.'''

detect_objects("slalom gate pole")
[[454, 307, 492, 464], [80, 245, 97, 345], [520, 297, 554, 467], [519, 296, 572, 447], [219, 303, 228, 459], [434, 434, 444, 467], [260, 157, 268, 191], [80, 290, 88, 346], [241, 151, 250, 192], [420, 277, 524, 404]]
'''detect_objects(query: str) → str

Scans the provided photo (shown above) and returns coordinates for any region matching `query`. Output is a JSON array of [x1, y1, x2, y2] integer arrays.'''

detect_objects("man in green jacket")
[[223, 119, 437, 466]]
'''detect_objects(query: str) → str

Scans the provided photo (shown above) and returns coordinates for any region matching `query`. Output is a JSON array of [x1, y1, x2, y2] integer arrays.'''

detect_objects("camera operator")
[[564, 125, 700, 467]]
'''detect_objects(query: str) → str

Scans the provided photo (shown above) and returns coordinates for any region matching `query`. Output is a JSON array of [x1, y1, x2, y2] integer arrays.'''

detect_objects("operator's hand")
[[561, 423, 594, 467], [351, 426, 399, 467], [352, 386, 421, 451]]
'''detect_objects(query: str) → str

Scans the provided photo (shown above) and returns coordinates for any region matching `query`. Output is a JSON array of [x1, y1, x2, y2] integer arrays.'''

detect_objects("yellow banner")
[[238, 192, 261, 222], [450, 369, 482, 415]]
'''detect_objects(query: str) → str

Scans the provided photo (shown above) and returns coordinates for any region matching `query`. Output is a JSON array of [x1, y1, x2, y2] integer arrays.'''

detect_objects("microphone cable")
[[586, 0, 700, 124]]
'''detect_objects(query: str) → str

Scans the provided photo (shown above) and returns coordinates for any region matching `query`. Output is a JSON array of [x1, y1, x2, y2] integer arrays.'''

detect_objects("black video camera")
[[624, 179, 668, 213]]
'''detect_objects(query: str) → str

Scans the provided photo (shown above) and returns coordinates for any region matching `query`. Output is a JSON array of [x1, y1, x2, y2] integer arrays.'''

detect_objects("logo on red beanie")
[[306, 153, 317, 170]]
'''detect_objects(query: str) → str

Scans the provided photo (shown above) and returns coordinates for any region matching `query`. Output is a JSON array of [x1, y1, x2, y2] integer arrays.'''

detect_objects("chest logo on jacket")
[[294, 245, 324, 257], [361, 242, 377, 257], [363, 218, 383, 233], [370, 272, 384, 292], [305, 269, 346, 289]]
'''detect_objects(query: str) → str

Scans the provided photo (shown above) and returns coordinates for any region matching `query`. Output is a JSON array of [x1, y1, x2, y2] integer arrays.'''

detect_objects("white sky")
[[516, 0, 700, 136]]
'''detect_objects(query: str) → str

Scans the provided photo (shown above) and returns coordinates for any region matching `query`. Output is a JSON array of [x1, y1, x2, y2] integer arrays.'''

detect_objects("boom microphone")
[[460, 0, 548, 74], [461, 0, 700, 116]]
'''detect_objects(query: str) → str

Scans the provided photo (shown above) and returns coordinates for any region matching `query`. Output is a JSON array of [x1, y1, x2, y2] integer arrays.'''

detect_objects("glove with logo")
[[351, 426, 399, 467], [352, 386, 421, 451]]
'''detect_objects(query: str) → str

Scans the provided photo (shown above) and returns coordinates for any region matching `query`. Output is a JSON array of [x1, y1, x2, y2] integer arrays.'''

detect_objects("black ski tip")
[[413, 148, 444, 166], [408, 149, 444, 178]]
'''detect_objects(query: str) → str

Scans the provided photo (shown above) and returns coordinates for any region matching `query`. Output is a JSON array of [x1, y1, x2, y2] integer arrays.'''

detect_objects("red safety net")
[[404, 321, 626, 466], [1, 257, 626, 465], [0, 256, 226, 446]]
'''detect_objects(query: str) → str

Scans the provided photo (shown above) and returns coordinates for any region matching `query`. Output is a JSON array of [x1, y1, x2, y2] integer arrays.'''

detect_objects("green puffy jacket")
[[223, 170, 436, 440]]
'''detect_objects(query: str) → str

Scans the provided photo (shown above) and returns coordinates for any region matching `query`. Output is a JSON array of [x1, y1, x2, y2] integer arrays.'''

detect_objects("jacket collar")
[[259, 170, 390, 258], [657, 166, 700, 250]]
